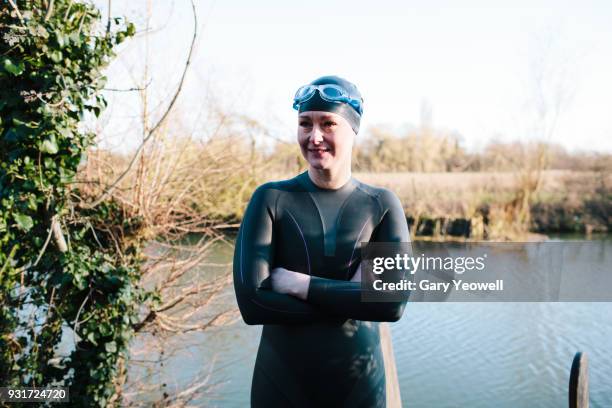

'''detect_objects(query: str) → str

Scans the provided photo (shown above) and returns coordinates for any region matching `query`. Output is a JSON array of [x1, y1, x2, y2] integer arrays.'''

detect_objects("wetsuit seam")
[[286, 210, 311, 275], [306, 192, 326, 253], [377, 208, 390, 231], [354, 182, 385, 220], [273, 188, 280, 223], [347, 216, 372, 279], [373, 192, 389, 230], [353, 181, 379, 200], [300, 173, 326, 258], [335, 184, 359, 232]]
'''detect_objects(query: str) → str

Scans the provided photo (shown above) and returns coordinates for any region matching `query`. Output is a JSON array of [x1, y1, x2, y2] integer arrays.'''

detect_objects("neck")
[[307, 164, 352, 190]]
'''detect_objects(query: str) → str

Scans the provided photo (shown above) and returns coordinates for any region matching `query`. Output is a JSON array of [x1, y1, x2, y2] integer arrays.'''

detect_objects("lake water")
[[131, 235, 612, 407]]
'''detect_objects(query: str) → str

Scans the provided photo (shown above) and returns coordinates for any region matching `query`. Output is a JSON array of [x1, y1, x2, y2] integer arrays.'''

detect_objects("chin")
[[302, 152, 331, 170], [308, 158, 333, 170]]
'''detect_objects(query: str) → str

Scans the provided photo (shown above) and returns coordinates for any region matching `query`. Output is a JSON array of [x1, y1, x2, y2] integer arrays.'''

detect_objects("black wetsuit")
[[233, 171, 410, 407]]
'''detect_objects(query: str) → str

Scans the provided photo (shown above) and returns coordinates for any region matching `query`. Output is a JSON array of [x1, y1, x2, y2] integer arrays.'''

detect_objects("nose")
[[309, 126, 324, 145]]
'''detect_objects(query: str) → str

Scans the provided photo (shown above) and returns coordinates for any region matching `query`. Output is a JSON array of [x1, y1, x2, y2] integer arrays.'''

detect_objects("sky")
[[93, 0, 612, 154]]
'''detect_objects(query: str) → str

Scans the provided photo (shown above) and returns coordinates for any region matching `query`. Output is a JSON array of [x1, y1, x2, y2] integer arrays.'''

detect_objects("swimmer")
[[233, 75, 411, 407]]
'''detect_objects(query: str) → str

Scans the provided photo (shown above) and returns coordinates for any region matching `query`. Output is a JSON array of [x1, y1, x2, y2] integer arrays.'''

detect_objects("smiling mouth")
[[308, 148, 331, 152]]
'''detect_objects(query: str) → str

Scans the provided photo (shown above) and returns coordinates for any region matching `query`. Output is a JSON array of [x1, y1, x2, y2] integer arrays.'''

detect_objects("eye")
[[299, 121, 312, 127], [324, 121, 337, 128]]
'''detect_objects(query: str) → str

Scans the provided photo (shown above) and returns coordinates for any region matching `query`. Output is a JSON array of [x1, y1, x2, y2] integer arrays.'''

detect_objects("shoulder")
[[353, 178, 403, 211], [250, 175, 302, 202]]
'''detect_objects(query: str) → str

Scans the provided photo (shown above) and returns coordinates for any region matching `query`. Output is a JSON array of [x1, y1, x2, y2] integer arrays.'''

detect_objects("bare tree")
[[509, 26, 582, 237], [72, 1, 250, 405]]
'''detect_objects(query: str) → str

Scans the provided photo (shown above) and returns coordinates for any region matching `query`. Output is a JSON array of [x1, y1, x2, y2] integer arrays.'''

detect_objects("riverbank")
[[83, 138, 610, 242], [355, 170, 611, 240], [206, 170, 610, 242]]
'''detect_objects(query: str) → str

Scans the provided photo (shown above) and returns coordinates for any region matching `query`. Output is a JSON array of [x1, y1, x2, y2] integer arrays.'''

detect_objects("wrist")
[[297, 274, 311, 300]]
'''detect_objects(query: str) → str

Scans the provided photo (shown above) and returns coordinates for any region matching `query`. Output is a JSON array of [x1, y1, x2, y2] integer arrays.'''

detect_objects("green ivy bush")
[[1, 1, 152, 406]]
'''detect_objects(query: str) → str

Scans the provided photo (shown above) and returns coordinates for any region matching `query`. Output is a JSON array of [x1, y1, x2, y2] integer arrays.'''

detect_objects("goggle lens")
[[294, 86, 313, 100], [319, 85, 344, 99]]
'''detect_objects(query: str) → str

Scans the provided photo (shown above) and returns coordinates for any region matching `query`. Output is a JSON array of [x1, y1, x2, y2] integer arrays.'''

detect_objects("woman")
[[233, 75, 410, 407]]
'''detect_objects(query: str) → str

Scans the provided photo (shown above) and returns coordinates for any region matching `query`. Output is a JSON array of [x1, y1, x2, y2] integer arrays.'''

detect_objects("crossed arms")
[[232, 186, 411, 325]]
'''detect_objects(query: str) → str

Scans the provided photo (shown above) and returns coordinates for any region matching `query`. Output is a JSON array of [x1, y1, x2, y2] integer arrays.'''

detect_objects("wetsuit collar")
[[298, 170, 355, 193]]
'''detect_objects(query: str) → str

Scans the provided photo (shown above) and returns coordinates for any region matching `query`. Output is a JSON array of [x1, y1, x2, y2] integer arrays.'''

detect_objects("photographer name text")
[[372, 279, 504, 292]]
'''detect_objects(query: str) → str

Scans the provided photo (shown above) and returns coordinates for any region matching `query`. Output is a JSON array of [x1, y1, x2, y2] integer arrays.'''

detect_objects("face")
[[297, 111, 355, 171]]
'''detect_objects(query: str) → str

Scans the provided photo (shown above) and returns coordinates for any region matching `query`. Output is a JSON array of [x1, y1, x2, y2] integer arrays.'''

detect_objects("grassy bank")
[[356, 171, 611, 240]]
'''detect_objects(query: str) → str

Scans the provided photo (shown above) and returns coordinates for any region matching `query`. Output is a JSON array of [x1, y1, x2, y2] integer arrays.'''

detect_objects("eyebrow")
[[298, 114, 335, 120]]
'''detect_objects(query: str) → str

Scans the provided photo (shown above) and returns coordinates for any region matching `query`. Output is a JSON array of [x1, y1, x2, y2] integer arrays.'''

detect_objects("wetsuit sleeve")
[[233, 185, 327, 325], [306, 189, 411, 322]]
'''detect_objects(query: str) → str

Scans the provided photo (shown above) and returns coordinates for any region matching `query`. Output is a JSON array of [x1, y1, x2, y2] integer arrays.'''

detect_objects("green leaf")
[[27, 195, 37, 211], [87, 331, 98, 345], [3, 58, 24, 76], [69, 32, 82, 46], [14, 214, 34, 232], [105, 341, 117, 353], [44, 157, 56, 169], [55, 30, 66, 47], [50, 51, 63, 63], [99, 324, 112, 336], [41, 134, 59, 154], [58, 127, 73, 138], [59, 167, 75, 183], [126, 22, 136, 36]]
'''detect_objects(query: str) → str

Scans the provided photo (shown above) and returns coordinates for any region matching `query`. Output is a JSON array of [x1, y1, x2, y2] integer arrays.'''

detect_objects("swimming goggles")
[[292, 84, 363, 115]]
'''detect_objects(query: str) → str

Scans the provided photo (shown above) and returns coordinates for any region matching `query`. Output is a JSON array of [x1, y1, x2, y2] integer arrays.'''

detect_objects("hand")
[[270, 267, 311, 301], [350, 262, 362, 282]]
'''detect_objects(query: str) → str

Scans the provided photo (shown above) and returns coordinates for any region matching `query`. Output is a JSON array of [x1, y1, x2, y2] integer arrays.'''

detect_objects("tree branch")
[[81, 0, 198, 209], [44, 0, 54, 21], [7, 0, 25, 24]]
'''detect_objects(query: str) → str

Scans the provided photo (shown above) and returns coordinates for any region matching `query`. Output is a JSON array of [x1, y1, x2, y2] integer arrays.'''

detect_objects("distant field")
[[355, 170, 574, 195], [354, 170, 609, 218]]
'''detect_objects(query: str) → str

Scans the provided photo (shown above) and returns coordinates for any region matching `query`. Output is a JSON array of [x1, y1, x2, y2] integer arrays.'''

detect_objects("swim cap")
[[297, 75, 363, 134]]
